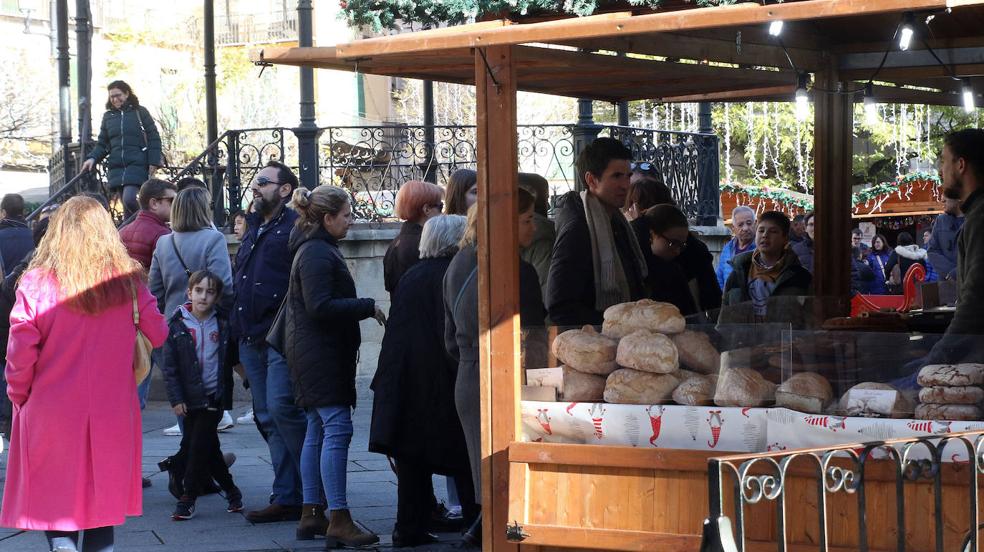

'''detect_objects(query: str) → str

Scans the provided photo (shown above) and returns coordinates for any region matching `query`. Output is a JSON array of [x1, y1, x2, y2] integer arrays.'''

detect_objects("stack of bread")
[[712, 348, 778, 407], [915, 364, 984, 421], [550, 325, 618, 401]]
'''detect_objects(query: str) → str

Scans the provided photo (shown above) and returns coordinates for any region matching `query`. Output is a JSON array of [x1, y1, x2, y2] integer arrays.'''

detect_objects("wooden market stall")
[[253, 1, 984, 549]]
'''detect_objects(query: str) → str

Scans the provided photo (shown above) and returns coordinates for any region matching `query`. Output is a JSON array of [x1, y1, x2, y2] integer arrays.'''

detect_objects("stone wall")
[[149, 221, 733, 400]]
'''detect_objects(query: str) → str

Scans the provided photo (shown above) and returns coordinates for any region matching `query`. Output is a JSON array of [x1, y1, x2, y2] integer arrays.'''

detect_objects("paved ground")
[[0, 379, 467, 551]]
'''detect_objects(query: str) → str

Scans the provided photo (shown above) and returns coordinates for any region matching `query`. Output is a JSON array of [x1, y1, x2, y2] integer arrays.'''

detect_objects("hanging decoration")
[[723, 103, 733, 186], [852, 171, 942, 206]]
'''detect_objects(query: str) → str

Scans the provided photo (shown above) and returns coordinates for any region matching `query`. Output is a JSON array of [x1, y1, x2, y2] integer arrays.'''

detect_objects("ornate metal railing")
[[701, 429, 984, 552], [48, 123, 720, 225]]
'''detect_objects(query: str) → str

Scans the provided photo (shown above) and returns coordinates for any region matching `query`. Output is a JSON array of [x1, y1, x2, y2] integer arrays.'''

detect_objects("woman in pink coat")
[[1, 196, 168, 552]]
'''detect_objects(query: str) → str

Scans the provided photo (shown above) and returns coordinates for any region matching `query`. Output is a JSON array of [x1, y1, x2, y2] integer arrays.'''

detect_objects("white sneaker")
[[217, 411, 234, 432], [236, 408, 254, 425], [163, 423, 182, 436]]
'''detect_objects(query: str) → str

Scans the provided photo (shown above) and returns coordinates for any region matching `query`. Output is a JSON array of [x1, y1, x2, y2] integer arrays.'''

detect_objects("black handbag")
[[265, 295, 288, 355]]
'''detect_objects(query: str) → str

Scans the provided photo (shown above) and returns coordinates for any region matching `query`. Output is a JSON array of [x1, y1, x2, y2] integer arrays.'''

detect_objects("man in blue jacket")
[[927, 198, 964, 281], [0, 194, 33, 277], [716, 205, 756, 290], [234, 161, 307, 523]]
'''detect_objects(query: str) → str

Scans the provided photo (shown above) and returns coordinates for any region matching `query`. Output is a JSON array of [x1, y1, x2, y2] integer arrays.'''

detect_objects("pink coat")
[[1, 270, 168, 531]]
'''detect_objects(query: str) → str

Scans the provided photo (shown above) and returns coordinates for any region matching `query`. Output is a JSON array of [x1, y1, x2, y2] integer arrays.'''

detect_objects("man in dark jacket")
[[119, 179, 176, 270], [927, 197, 964, 280], [233, 160, 306, 523], [791, 212, 815, 274], [546, 138, 648, 326], [0, 194, 33, 277]]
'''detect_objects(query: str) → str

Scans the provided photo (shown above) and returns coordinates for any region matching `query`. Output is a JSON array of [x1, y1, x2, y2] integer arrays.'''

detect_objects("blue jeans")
[[301, 406, 353, 510], [137, 349, 164, 410], [239, 341, 307, 506]]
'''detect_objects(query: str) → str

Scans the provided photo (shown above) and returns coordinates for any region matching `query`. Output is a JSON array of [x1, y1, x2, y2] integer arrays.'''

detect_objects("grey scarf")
[[581, 191, 648, 311]]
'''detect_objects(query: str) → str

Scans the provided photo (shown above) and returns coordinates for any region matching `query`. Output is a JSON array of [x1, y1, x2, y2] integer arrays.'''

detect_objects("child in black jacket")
[[162, 270, 242, 520]]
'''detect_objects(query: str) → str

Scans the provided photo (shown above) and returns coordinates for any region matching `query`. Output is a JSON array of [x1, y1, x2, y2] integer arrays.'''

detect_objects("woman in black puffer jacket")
[[82, 80, 162, 218], [284, 185, 386, 548]]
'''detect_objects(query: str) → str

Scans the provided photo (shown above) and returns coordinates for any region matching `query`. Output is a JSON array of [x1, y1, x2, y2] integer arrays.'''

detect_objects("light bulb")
[[963, 81, 976, 113], [899, 15, 915, 50], [863, 83, 877, 125], [795, 88, 809, 121], [768, 20, 783, 37]]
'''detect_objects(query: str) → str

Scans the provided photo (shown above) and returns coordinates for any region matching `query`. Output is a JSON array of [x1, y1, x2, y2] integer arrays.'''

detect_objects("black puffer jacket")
[[87, 102, 162, 188], [161, 306, 234, 411], [285, 225, 376, 408]]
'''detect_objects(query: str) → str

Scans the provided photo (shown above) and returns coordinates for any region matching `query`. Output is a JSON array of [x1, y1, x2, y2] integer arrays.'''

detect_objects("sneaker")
[[163, 423, 182, 436], [226, 488, 244, 513], [217, 411, 234, 432], [236, 408, 254, 425], [172, 498, 196, 520], [142, 477, 152, 488]]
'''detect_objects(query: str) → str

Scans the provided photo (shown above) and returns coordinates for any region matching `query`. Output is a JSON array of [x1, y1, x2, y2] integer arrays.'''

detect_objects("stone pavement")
[[0, 379, 467, 551]]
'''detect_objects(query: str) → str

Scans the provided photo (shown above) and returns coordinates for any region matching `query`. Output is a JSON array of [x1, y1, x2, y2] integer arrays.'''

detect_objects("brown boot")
[[325, 509, 379, 549], [245, 503, 302, 523], [296, 504, 330, 540]]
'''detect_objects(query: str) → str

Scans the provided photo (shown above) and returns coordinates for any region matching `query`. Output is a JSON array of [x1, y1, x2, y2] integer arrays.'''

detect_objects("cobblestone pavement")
[[0, 379, 467, 551]]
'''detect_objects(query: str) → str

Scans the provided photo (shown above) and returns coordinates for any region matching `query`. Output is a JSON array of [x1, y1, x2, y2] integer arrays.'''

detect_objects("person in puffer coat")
[[283, 185, 386, 549], [83, 80, 162, 218], [884, 232, 927, 293]]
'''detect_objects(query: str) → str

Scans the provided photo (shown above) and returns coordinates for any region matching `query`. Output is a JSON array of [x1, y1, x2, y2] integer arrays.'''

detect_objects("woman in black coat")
[[82, 80, 162, 218], [382, 180, 444, 299], [370, 214, 474, 547], [633, 204, 699, 315], [443, 189, 545, 545], [284, 185, 386, 549]]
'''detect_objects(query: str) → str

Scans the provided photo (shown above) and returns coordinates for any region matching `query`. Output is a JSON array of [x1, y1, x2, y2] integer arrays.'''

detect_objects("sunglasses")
[[253, 176, 282, 187], [631, 162, 658, 173], [657, 233, 688, 250]]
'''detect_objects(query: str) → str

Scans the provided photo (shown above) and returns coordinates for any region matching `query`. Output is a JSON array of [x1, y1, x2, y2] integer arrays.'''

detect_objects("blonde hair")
[[292, 185, 351, 235], [28, 196, 143, 314], [171, 187, 212, 232]]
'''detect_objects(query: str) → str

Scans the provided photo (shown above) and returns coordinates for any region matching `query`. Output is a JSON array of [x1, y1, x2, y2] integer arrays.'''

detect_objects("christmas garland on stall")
[[851, 171, 941, 206], [720, 182, 814, 212], [341, 0, 740, 32]]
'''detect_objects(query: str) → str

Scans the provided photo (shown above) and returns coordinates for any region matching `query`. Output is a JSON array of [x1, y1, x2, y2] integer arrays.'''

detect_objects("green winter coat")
[[87, 103, 162, 188]]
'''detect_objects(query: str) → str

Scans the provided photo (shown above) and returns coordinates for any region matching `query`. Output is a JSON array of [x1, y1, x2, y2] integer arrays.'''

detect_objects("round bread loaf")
[[615, 329, 679, 374], [671, 330, 720, 374], [601, 299, 685, 338], [551, 325, 618, 375], [561, 366, 607, 401], [915, 403, 983, 421], [838, 382, 913, 418], [672, 374, 717, 406], [603, 368, 679, 404], [916, 364, 984, 387], [775, 372, 833, 414], [918, 385, 984, 405], [713, 367, 777, 407]]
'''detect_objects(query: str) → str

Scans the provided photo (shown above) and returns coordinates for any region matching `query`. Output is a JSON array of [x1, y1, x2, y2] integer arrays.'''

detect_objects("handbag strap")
[[453, 266, 479, 316], [171, 237, 193, 277], [130, 283, 140, 325]]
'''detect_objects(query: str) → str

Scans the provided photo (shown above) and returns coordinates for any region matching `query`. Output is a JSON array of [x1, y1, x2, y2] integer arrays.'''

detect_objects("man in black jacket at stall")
[[546, 138, 649, 326], [0, 194, 33, 277]]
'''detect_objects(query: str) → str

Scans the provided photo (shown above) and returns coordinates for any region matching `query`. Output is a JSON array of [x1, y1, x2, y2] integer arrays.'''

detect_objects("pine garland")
[[851, 172, 940, 205], [341, 0, 740, 32]]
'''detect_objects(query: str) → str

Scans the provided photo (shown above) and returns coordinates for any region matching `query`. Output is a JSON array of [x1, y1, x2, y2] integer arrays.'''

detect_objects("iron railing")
[[215, 11, 298, 46], [46, 123, 721, 225], [701, 429, 984, 552]]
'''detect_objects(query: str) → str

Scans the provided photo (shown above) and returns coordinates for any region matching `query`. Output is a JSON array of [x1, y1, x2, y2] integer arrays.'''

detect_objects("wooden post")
[[813, 54, 853, 314], [475, 45, 521, 551]]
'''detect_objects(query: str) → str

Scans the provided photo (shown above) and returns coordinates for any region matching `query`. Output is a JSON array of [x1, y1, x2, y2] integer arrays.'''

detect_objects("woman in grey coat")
[[443, 189, 545, 545]]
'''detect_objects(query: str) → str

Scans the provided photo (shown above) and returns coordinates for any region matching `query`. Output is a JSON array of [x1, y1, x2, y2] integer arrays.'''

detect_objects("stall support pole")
[[475, 44, 521, 552], [813, 56, 853, 311]]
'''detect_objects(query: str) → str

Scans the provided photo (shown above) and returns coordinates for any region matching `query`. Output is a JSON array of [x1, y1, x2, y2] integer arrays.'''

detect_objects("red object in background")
[[851, 263, 927, 316]]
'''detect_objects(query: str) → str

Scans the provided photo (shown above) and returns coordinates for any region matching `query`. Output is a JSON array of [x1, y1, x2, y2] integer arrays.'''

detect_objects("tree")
[[0, 53, 53, 169]]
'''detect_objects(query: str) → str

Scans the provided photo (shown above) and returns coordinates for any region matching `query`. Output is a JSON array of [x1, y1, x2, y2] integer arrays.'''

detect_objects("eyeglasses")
[[430, 201, 445, 211], [631, 162, 658, 173], [658, 234, 688, 250], [253, 176, 281, 187]]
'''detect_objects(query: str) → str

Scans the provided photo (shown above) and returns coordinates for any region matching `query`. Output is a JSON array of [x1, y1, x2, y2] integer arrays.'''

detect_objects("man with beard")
[[234, 160, 308, 523]]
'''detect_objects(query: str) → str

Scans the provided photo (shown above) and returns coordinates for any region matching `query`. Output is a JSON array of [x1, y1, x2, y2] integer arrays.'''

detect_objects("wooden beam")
[[660, 84, 798, 102], [813, 53, 853, 312], [841, 63, 984, 80], [475, 44, 521, 552], [335, 0, 981, 59]]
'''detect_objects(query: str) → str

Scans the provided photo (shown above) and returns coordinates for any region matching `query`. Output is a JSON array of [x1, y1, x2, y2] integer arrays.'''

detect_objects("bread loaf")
[[551, 325, 618, 375], [838, 382, 913, 418], [916, 364, 984, 387], [915, 403, 983, 421], [601, 299, 685, 338], [561, 366, 607, 401], [603, 368, 679, 404], [713, 367, 777, 407], [918, 386, 984, 405], [672, 374, 717, 406], [615, 329, 679, 374], [671, 330, 720, 374], [775, 372, 833, 414]]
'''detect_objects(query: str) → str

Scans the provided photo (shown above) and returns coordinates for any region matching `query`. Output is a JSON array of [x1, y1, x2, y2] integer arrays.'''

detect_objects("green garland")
[[720, 182, 814, 211], [340, 0, 740, 32], [851, 172, 940, 205]]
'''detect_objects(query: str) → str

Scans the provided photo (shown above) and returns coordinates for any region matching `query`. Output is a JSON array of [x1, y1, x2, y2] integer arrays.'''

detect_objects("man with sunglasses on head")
[[233, 160, 308, 523], [546, 137, 649, 327]]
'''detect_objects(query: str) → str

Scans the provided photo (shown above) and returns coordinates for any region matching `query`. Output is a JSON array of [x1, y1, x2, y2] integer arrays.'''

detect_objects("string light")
[[768, 20, 783, 37], [863, 83, 878, 125], [962, 78, 976, 113], [899, 13, 915, 51], [794, 73, 809, 122]]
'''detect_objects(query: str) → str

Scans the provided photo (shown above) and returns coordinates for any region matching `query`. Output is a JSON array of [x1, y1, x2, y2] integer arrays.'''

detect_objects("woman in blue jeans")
[[282, 185, 386, 548]]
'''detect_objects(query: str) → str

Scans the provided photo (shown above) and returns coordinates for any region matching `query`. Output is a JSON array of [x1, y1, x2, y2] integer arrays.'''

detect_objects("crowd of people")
[[2, 80, 984, 552]]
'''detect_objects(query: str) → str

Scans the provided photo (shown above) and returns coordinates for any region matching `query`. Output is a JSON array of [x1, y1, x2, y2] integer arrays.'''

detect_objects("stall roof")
[[254, 0, 984, 105]]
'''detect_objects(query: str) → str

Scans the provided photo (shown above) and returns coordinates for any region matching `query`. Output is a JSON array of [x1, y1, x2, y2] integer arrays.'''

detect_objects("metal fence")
[[701, 429, 984, 552], [45, 123, 720, 226]]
